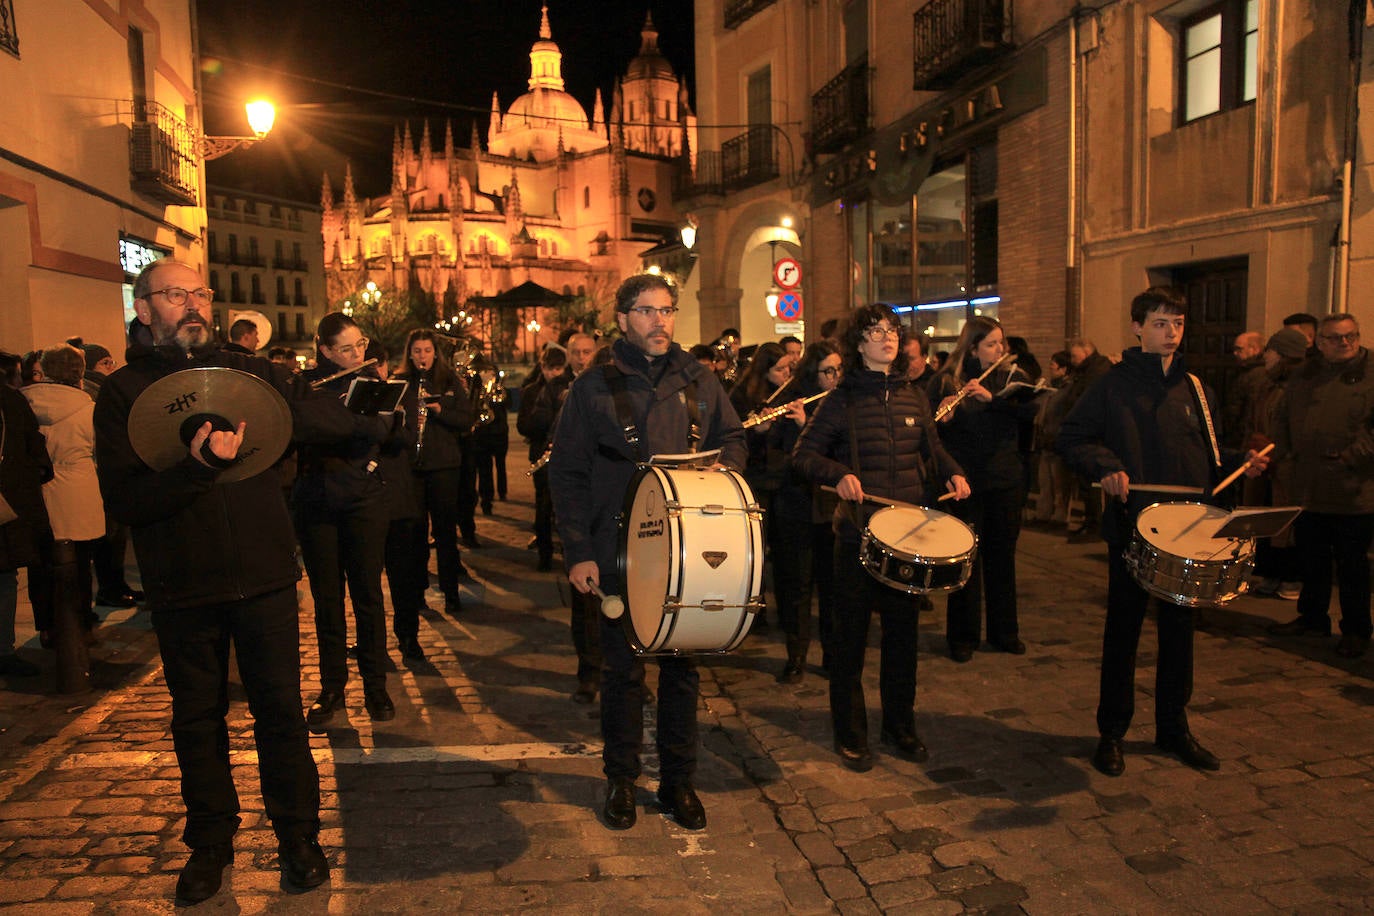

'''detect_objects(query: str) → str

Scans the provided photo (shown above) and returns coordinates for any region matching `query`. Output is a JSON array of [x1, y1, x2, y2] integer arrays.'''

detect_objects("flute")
[[309, 358, 378, 390], [743, 390, 830, 428], [932, 352, 1016, 422]]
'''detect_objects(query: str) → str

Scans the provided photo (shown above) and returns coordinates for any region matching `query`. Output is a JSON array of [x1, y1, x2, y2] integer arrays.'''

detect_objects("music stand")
[[1212, 506, 1303, 540]]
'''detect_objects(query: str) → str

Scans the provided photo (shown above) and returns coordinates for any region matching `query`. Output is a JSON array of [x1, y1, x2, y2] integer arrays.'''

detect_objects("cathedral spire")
[[488, 92, 501, 149], [402, 121, 416, 180], [420, 120, 433, 175], [539, 3, 551, 40], [342, 162, 358, 223], [320, 172, 334, 215], [526, 3, 565, 91], [592, 87, 606, 136]]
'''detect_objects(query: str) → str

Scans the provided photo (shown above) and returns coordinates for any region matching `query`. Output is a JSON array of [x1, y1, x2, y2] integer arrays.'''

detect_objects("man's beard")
[[153, 314, 213, 353]]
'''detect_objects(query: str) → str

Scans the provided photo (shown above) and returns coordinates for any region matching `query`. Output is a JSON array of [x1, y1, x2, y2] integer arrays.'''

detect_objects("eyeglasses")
[[332, 336, 370, 357], [863, 325, 901, 342], [818, 366, 841, 378], [147, 286, 214, 306], [627, 306, 679, 319], [1320, 331, 1360, 344]]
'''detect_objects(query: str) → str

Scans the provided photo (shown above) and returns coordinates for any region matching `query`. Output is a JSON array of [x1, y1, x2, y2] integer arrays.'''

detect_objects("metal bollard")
[[50, 539, 91, 694]]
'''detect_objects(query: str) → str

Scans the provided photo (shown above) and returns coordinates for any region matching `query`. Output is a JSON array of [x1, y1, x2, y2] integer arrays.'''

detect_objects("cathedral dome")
[[504, 87, 589, 132], [624, 13, 677, 83]]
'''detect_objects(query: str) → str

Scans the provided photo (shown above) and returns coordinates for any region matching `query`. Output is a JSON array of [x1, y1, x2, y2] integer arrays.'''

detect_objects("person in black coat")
[[0, 371, 53, 676], [929, 316, 1046, 661], [792, 304, 969, 772], [468, 358, 510, 515], [1057, 286, 1268, 778], [516, 347, 571, 572], [293, 313, 403, 730]]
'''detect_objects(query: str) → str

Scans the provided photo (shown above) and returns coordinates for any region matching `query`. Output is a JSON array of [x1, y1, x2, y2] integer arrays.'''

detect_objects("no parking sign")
[[776, 291, 803, 321]]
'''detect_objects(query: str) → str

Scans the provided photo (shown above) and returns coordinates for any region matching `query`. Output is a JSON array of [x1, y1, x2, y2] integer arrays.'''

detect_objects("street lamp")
[[199, 98, 277, 161], [680, 214, 698, 250], [764, 239, 780, 317]]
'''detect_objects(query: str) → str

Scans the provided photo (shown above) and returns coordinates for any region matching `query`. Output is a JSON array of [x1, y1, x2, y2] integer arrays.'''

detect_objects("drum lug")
[[746, 503, 763, 520], [662, 602, 681, 614], [664, 500, 682, 518]]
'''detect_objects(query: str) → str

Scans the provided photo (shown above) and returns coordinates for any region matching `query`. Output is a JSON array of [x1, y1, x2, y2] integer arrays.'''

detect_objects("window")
[[228, 234, 238, 262], [1179, 0, 1257, 124], [1, 0, 19, 58], [276, 276, 287, 305], [584, 187, 591, 209], [208, 231, 218, 261]]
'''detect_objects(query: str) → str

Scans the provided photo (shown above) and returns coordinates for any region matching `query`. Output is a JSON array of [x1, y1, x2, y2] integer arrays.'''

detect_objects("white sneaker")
[[1278, 582, 1302, 600]]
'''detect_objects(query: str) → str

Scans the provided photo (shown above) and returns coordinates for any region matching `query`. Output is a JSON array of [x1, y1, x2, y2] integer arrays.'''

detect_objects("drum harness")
[[599, 363, 702, 462]]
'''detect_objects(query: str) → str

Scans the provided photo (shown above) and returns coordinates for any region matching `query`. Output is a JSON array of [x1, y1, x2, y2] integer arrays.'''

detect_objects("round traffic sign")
[[773, 258, 802, 290]]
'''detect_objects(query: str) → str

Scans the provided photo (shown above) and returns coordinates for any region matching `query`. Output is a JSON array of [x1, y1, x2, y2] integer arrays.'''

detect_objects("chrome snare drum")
[[1124, 502, 1256, 607], [859, 506, 977, 594], [618, 465, 764, 653]]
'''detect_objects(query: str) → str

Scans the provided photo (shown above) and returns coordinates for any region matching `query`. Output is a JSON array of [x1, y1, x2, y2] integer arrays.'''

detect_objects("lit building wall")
[[0, 0, 205, 355]]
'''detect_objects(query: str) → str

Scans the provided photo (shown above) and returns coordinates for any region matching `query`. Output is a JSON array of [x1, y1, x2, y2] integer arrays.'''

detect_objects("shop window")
[[1177, 0, 1257, 124]]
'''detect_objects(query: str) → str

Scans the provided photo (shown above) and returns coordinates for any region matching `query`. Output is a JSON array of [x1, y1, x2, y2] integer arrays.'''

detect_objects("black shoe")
[[603, 779, 636, 830], [364, 688, 395, 721], [537, 556, 553, 572], [880, 728, 929, 762], [128, 587, 145, 601], [1337, 634, 1370, 658], [916, 595, 934, 613], [481, 503, 493, 516], [657, 782, 706, 830], [175, 842, 233, 904], [1267, 617, 1330, 637], [778, 656, 805, 684], [990, 637, 1027, 655], [1093, 737, 1125, 776], [398, 637, 425, 661], [462, 534, 482, 550], [278, 835, 329, 889], [834, 740, 874, 772], [0, 654, 40, 677], [95, 589, 138, 609], [455, 565, 474, 581], [572, 682, 597, 704], [305, 690, 345, 732], [1155, 732, 1220, 771], [445, 596, 462, 617], [949, 642, 975, 663]]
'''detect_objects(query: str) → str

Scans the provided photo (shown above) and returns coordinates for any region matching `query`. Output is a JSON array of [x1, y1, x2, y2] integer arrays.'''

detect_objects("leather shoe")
[[991, 637, 1027, 655], [175, 841, 233, 904], [603, 779, 636, 829], [572, 682, 597, 704], [949, 642, 975, 663], [1155, 732, 1220, 771], [880, 728, 929, 762], [1093, 737, 1125, 776], [399, 637, 425, 661], [305, 690, 344, 732], [1267, 617, 1330, 637], [778, 657, 805, 684], [278, 835, 329, 889], [834, 740, 874, 772], [657, 782, 706, 830], [445, 596, 462, 617], [1337, 634, 1370, 658], [364, 688, 395, 721], [95, 589, 138, 609]]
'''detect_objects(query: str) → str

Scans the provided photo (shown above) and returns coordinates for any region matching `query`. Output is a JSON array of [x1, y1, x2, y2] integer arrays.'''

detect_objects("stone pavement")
[[4, 460, 1374, 913]]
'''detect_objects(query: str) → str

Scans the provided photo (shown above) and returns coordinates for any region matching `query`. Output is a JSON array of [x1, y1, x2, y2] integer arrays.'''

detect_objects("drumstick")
[[822, 485, 924, 511], [586, 579, 625, 620], [1210, 442, 1275, 496], [1091, 482, 1205, 495]]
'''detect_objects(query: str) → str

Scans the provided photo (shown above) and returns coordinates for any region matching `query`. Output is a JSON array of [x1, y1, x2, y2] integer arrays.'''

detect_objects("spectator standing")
[[0, 362, 52, 676]]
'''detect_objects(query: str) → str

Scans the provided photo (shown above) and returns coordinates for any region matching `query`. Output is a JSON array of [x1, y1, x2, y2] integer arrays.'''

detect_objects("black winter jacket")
[[1056, 347, 1240, 544], [791, 368, 964, 540], [1275, 347, 1374, 514], [516, 368, 572, 462], [0, 385, 53, 571], [93, 345, 360, 612], [929, 359, 1041, 493], [549, 339, 745, 573], [395, 366, 471, 472]]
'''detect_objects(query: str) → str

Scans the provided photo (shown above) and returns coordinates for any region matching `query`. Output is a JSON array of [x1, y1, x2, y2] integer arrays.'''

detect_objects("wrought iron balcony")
[[724, 0, 778, 30], [721, 126, 779, 192], [913, 0, 1013, 91], [129, 101, 199, 206], [812, 55, 869, 154], [674, 151, 723, 199]]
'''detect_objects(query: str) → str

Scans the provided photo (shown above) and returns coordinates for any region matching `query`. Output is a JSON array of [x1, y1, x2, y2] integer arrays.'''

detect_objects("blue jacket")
[[548, 339, 745, 573]]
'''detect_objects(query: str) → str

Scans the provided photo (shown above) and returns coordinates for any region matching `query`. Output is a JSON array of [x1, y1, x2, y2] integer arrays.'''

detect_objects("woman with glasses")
[[768, 340, 841, 683], [293, 313, 403, 729], [930, 316, 1045, 663], [793, 306, 969, 771]]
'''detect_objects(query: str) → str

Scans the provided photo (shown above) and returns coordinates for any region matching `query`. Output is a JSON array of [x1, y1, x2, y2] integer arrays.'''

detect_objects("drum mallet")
[[1210, 442, 1274, 496], [586, 579, 625, 620]]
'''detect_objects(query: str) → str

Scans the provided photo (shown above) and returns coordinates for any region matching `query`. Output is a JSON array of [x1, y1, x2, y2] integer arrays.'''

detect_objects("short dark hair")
[[1130, 286, 1186, 325], [688, 343, 714, 361], [905, 332, 929, 357], [1050, 349, 1072, 370], [229, 318, 258, 341], [1283, 312, 1319, 330], [541, 346, 567, 370], [819, 318, 840, 339], [615, 273, 678, 313], [779, 335, 802, 349], [840, 304, 907, 375], [315, 311, 358, 349]]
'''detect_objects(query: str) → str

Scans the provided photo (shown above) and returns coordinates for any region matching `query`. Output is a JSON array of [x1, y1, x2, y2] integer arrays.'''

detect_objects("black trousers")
[[598, 572, 698, 784], [1098, 545, 1194, 741], [772, 505, 814, 658], [812, 522, 836, 664], [829, 537, 919, 749], [570, 588, 603, 687], [29, 536, 96, 632], [1295, 511, 1374, 638], [473, 438, 509, 506], [415, 467, 464, 600], [457, 446, 479, 540], [533, 467, 555, 564], [385, 516, 427, 640], [296, 499, 388, 692], [946, 486, 1023, 648], [152, 587, 320, 848], [92, 518, 132, 594]]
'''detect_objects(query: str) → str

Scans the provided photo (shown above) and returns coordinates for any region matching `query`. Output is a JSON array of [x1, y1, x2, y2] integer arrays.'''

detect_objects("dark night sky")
[[196, 0, 695, 204]]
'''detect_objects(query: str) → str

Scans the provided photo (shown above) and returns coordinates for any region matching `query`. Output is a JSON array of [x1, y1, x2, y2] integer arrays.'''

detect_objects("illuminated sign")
[[119, 235, 170, 277]]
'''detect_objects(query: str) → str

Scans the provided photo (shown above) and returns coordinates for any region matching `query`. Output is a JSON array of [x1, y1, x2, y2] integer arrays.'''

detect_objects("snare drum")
[[1124, 502, 1255, 607], [617, 465, 764, 653], [859, 506, 977, 594]]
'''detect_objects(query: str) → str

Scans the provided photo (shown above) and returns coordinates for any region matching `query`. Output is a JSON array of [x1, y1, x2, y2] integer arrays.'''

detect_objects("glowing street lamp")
[[200, 98, 277, 161]]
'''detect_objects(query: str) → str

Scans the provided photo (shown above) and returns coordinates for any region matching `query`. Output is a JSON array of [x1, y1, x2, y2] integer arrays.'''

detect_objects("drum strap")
[[1185, 373, 1222, 469], [599, 365, 703, 458]]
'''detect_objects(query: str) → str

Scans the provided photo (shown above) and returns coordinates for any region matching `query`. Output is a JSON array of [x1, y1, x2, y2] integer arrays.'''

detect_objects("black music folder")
[[1213, 506, 1303, 540], [345, 378, 407, 415]]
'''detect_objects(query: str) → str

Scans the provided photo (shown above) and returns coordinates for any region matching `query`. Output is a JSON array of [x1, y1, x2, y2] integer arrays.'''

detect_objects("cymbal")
[[128, 367, 292, 485]]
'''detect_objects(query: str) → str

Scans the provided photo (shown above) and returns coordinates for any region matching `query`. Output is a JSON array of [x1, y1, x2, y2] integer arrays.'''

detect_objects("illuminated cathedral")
[[320, 5, 697, 344]]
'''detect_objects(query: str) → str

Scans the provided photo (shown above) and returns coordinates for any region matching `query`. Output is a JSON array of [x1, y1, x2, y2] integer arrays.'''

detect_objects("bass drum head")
[[1136, 502, 1231, 559], [866, 506, 976, 561], [619, 467, 675, 651]]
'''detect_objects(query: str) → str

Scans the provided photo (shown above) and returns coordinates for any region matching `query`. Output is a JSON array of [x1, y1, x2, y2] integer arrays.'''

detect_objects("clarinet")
[[415, 377, 429, 459], [525, 444, 553, 476]]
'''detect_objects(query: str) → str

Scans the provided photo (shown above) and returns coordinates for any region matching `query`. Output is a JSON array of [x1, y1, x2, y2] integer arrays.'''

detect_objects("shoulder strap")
[[600, 364, 645, 461], [1186, 373, 1222, 469], [682, 379, 701, 453]]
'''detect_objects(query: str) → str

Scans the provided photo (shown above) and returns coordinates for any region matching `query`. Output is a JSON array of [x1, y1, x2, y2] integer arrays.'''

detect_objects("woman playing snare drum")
[[791, 304, 969, 772]]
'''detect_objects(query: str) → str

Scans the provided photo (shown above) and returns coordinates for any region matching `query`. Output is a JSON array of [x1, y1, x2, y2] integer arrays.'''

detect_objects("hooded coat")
[[23, 382, 104, 541]]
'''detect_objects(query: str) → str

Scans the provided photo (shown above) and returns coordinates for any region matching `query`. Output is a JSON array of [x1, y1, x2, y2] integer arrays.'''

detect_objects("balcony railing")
[[812, 55, 869, 154], [724, 0, 778, 30], [721, 126, 779, 192], [273, 257, 309, 272], [913, 0, 1012, 91], [129, 101, 199, 206]]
